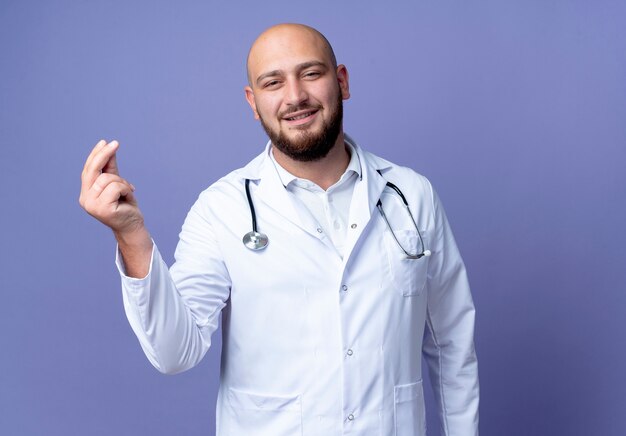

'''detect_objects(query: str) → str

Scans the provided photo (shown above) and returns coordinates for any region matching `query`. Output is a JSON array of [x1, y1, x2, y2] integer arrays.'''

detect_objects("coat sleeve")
[[422, 183, 479, 435], [116, 190, 231, 374]]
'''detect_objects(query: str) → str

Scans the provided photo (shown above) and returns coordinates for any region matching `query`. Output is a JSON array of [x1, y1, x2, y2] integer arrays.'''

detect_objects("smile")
[[283, 109, 319, 126], [287, 112, 314, 120]]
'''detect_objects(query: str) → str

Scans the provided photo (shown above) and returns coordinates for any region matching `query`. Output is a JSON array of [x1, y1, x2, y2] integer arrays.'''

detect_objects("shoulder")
[[191, 151, 265, 215], [360, 147, 434, 199]]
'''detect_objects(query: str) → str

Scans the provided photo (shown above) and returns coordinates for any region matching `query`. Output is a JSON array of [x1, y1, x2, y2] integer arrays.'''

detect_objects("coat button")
[[316, 227, 323, 233], [347, 349, 353, 356], [350, 223, 357, 229], [348, 414, 355, 421], [341, 285, 348, 292]]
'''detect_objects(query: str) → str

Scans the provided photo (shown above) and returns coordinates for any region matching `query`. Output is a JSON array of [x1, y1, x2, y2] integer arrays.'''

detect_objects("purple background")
[[1, 1, 625, 435]]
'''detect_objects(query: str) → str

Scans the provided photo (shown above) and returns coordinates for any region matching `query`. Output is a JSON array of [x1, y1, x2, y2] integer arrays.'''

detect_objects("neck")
[[271, 132, 350, 191]]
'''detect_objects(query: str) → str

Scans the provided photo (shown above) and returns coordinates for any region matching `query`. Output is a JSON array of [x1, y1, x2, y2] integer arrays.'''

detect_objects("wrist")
[[114, 225, 153, 279], [114, 224, 152, 250]]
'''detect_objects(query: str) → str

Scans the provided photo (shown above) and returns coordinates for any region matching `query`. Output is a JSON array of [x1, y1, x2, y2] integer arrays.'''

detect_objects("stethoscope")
[[375, 176, 431, 259], [242, 176, 431, 259], [242, 178, 270, 250]]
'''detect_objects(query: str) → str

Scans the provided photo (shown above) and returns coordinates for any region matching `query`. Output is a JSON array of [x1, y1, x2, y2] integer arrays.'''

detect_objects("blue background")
[[1, 1, 625, 435]]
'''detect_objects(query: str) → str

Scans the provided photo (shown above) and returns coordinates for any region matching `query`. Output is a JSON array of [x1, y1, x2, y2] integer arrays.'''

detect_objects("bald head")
[[246, 23, 337, 87]]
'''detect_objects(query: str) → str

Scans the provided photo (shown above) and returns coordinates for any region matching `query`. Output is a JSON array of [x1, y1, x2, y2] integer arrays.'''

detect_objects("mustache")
[[279, 104, 322, 118]]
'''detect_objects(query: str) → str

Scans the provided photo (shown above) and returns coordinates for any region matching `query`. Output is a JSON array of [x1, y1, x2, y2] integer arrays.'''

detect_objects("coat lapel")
[[341, 138, 391, 265]]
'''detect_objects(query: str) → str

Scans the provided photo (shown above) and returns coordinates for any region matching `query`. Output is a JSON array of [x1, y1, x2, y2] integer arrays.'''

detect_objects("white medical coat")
[[117, 135, 479, 436]]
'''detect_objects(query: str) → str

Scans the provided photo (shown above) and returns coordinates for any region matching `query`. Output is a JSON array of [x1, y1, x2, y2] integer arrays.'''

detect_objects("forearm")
[[118, 243, 214, 374], [114, 225, 153, 278]]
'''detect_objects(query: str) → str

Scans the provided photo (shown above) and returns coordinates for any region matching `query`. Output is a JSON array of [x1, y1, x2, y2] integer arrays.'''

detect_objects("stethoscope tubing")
[[242, 175, 429, 258], [244, 179, 258, 233]]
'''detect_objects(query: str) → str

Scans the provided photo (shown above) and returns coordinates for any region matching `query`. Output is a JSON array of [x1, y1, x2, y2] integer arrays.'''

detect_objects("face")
[[245, 26, 350, 162]]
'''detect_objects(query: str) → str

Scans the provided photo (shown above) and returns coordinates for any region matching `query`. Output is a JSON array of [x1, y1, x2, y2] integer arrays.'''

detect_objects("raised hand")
[[79, 139, 144, 232], [79, 139, 152, 277]]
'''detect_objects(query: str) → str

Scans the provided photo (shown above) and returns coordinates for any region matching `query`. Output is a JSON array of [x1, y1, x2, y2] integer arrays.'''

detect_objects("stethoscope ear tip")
[[423, 250, 432, 257]]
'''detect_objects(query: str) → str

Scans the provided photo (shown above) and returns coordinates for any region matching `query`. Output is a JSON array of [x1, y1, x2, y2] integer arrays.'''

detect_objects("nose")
[[284, 77, 308, 106]]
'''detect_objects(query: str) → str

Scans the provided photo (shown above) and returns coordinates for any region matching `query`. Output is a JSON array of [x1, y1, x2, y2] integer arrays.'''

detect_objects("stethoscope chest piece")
[[243, 230, 269, 251]]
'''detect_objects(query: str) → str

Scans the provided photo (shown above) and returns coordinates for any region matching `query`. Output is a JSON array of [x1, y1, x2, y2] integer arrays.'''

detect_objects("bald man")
[[80, 23, 479, 436]]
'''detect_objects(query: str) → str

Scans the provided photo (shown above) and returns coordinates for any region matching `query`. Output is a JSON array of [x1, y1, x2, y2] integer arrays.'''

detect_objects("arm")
[[118, 195, 231, 374], [422, 184, 479, 435], [117, 196, 230, 374], [80, 140, 229, 374]]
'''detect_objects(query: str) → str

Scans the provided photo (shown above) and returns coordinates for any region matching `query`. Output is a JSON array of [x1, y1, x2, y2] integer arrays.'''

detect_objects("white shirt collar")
[[269, 141, 362, 192]]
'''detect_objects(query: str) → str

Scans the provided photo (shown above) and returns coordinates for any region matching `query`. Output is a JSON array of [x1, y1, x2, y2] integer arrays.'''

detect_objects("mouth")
[[282, 109, 319, 126]]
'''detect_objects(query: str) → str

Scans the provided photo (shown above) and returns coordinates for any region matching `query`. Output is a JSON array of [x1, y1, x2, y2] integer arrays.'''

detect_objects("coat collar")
[[235, 134, 392, 254]]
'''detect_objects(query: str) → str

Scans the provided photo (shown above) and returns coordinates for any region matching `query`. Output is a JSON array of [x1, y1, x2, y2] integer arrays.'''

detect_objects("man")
[[79, 23, 479, 436]]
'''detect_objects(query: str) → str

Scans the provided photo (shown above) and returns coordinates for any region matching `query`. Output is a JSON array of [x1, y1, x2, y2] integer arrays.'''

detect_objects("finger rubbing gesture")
[[79, 139, 141, 231], [79, 139, 152, 277]]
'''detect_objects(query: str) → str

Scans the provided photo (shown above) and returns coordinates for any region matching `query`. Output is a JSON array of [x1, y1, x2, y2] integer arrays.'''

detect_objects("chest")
[[217, 189, 431, 312]]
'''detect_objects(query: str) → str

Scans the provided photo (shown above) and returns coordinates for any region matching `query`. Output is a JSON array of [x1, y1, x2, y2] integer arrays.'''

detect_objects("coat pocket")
[[227, 387, 303, 436], [384, 229, 429, 296], [394, 380, 426, 436]]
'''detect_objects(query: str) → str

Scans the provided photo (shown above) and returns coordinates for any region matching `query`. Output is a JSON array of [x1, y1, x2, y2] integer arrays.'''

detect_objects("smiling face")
[[245, 24, 350, 162]]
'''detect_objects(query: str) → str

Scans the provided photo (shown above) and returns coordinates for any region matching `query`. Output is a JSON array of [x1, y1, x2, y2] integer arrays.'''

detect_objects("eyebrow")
[[255, 61, 328, 86]]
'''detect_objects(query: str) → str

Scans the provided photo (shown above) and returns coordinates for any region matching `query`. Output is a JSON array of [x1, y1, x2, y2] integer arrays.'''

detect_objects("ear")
[[244, 86, 260, 120], [336, 64, 350, 100]]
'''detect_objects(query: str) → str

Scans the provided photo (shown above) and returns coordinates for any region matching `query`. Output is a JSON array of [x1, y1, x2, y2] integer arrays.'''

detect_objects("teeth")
[[288, 112, 313, 121]]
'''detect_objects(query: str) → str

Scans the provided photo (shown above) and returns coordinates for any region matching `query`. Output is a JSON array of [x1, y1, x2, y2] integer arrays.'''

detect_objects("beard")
[[258, 93, 343, 162]]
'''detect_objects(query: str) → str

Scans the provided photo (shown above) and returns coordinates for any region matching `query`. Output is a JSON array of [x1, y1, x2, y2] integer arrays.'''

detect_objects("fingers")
[[84, 139, 108, 169], [81, 174, 138, 222], [80, 171, 135, 210], [102, 149, 119, 175], [91, 173, 135, 197], [99, 180, 135, 207], [81, 140, 120, 190]]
